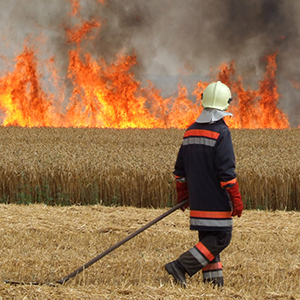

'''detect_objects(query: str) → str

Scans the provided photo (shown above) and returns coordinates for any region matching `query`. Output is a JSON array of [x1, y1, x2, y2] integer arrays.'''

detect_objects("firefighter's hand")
[[226, 182, 243, 217], [178, 198, 189, 211], [176, 180, 189, 211]]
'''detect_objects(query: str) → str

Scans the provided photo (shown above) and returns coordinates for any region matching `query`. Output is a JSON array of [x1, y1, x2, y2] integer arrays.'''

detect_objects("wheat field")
[[0, 127, 298, 210], [0, 127, 299, 299], [0, 204, 300, 299]]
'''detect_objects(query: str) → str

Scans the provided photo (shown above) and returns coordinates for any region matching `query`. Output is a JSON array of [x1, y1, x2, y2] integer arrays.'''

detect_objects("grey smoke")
[[0, 0, 299, 126]]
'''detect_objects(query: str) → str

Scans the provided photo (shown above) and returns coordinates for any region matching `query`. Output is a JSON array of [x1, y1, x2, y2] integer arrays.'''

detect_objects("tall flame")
[[215, 53, 290, 129], [0, 46, 54, 127], [0, 1, 293, 129]]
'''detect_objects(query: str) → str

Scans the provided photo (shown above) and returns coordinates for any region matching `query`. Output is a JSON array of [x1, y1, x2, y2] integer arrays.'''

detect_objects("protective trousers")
[[177, 231, 232, 287]]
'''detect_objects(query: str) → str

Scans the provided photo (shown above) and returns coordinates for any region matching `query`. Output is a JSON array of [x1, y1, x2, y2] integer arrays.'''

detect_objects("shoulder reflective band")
[[184, 129, 220, 140], [183, 137, 216, 147], [183, 129, 220, 147]]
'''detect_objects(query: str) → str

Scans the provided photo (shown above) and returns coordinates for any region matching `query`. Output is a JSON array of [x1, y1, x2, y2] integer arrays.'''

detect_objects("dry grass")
[[0, 127, 298, 210], [0, 204, 300, 299]]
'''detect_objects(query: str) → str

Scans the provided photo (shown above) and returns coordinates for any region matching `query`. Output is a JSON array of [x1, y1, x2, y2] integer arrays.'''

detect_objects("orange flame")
[[0, 46, 55, 127], [70, 0, 80, 17], [0, 3, 294, 129], [66, 19, 101, 44], [217, 53, 290, 129]]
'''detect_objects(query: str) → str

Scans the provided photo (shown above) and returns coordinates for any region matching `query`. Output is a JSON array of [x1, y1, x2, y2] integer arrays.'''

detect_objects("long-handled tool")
[[4, 199, 188, 286]]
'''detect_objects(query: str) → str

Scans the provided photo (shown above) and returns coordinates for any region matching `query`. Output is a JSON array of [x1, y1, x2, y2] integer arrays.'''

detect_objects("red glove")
[[176, 180, 189, 211], [226, 182, 243, 217]]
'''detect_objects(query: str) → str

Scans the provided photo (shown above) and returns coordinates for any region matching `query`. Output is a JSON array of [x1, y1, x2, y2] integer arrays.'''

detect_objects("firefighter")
[[165, 81, 243, 288]]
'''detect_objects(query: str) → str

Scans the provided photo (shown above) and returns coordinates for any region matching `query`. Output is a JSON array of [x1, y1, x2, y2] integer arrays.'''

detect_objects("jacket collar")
[[196, 108, 233, 124]]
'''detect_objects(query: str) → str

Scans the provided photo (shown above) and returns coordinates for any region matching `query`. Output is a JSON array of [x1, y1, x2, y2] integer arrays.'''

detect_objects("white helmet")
[[201, 81, 232, 111]]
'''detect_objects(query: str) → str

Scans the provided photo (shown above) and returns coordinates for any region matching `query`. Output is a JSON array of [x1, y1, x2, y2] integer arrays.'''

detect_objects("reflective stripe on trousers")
[[202, 255, 224, 287], [177, 231, 231, 277]]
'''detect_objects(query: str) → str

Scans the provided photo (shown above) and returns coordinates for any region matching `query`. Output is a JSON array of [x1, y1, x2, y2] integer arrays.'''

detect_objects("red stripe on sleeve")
[[220, 178, 237, 188]]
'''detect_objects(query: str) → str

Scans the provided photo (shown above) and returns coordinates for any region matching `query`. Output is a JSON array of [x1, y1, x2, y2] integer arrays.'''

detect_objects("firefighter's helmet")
[[201, 81, 232, 111]]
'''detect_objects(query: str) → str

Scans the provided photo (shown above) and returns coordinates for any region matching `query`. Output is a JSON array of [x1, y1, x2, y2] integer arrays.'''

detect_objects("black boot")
[[165, 260, 187, 288], [203, 277, 224, 288]]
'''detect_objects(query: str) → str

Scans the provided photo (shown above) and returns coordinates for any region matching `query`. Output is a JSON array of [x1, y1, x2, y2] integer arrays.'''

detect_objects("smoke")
[[0, 0, 299, 126]]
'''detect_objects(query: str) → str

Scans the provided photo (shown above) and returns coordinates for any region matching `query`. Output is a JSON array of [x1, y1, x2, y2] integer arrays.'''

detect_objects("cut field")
[[0, 204, 300, 299]]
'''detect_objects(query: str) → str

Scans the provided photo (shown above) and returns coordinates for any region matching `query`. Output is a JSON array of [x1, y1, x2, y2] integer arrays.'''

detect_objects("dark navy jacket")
[[174, 119, 236, 232]]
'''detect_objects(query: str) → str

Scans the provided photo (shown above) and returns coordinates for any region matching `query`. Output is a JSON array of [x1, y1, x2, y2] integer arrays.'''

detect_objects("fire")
[[0, 2, 294, 129], [66, 19, 101, 44], [215, 53, 290, 129], [0, 46, 55, 127]]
